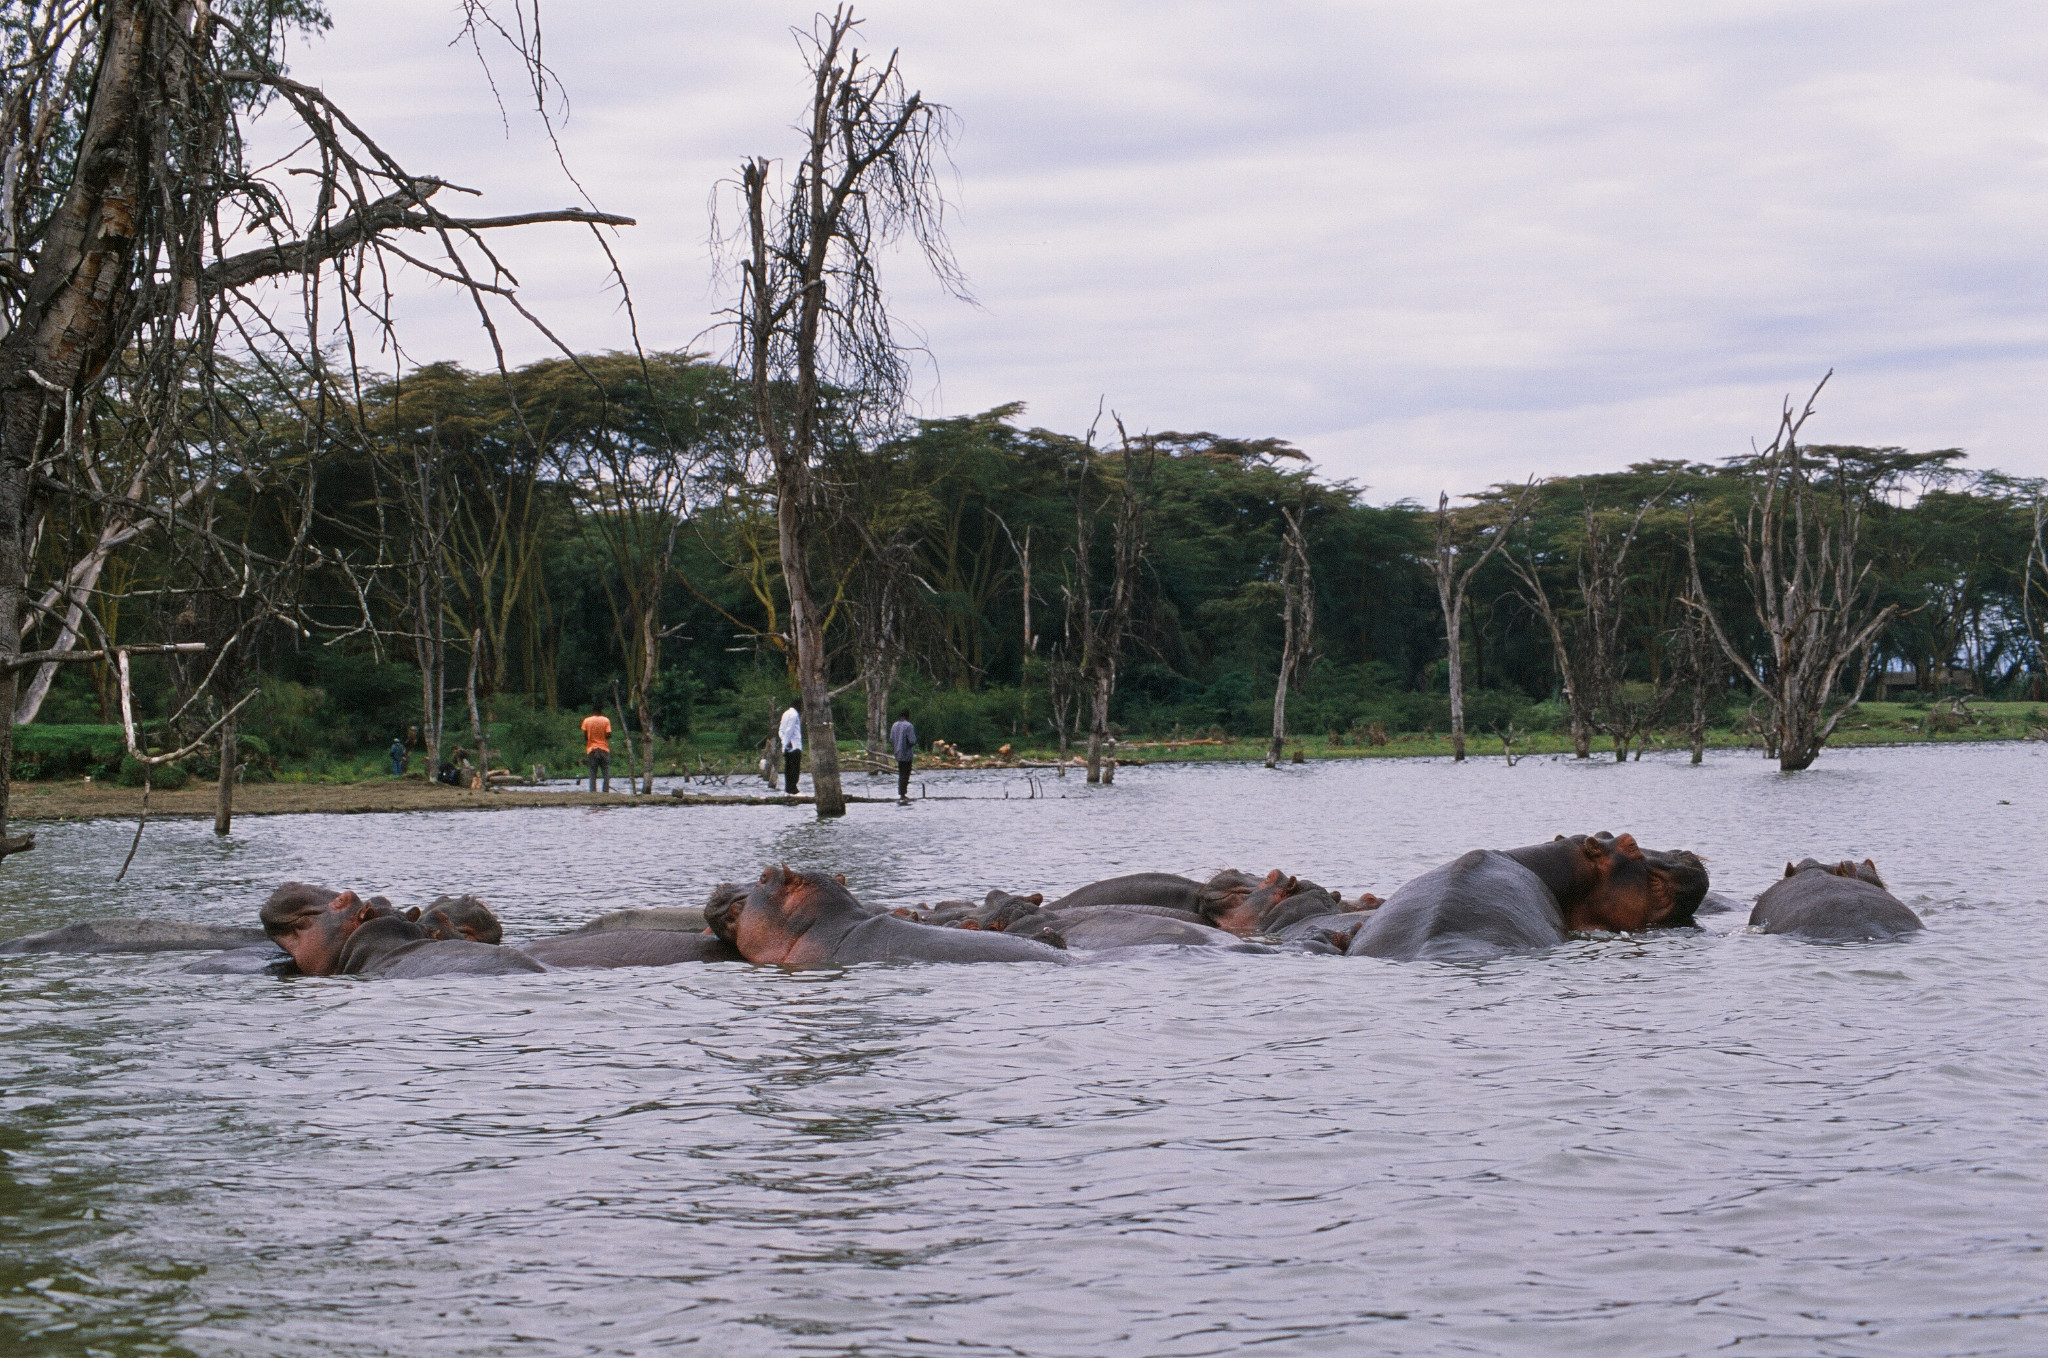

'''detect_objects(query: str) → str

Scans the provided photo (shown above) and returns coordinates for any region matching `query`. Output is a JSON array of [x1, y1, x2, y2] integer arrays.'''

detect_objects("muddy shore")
[[5, 779, 834, 822]]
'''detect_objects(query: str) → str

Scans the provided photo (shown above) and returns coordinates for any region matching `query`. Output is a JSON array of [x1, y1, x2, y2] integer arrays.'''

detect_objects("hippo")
[[0, 919, 272, 955], [1049, 905, 1276, 952], [1750, 859, 1924, 941], [1045, 872, 1206, 912], [260, 883, 540, 978], [181, 945, 296, 975], [418, 894, 503, 944], [1349, 833, 1709, 961], [517, 930, 740, 968], [335, 914, 545, 978], [574, 907, 710, 933], [1198, 870, 1378, 937], [924, 889, 1046, 930], [710, 866, 1072, 968]]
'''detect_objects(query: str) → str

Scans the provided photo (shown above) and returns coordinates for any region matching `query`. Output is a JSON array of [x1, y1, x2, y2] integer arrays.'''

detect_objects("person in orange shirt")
[[580, 702, 612, 792]]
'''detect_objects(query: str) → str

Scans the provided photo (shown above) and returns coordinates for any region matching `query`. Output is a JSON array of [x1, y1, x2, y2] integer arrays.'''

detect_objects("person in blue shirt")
[[888, 709, 916, 801], [389, 737, 407, 777]]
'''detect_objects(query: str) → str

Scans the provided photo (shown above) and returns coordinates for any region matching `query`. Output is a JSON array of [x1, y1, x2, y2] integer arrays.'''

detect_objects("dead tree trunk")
[[1073, 426, 1150, 785], [466, 630, 489, 790], [1429, 484, 1533, 761], [1687, 375, 1897, 772], [214, 712, 235, 836], [1266, 504, 1314, 769], [729, 8, 965, 818]]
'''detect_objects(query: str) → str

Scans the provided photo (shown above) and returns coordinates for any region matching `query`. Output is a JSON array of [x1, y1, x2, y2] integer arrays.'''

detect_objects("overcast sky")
[[267, 1, 2048, 504]]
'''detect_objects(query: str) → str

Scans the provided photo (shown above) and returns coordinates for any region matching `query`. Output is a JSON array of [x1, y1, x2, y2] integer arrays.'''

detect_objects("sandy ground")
[[6, 778, 821, 822]]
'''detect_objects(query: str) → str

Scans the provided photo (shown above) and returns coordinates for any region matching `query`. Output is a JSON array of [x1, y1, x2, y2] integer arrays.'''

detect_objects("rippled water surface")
[[2, 744, 2045, 1357]]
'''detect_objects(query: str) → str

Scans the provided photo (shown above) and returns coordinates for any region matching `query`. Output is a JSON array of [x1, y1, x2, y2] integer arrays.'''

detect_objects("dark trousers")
[[897, 760, 913, 798], [586, 749, 610, 792], [784, 749, 802, 794]]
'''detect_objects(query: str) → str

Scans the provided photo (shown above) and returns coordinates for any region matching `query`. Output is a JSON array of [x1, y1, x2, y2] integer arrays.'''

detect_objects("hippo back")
[[1046, 873, 1202, 912], [359, 939, 547, 978], [828, 914, 1072, 965], [1053, 907, 1273, 952], [1751, 868, 1923, 941], [1, 920, 271, 955], [1349, 851, 1567, 960], [519, 930, 739, 968]]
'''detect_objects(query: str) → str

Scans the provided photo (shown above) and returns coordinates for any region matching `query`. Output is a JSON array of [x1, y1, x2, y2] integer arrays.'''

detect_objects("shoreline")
[[6, 729, 2038, 822]]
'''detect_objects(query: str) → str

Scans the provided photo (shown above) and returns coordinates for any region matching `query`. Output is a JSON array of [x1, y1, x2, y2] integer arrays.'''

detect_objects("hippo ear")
[[405, 906, 422, 921], [1285, 875, 1298, 892], [1612, 833, 1643, 861], [1785, 862, 1797, 878], [835, 873, 849, 886], [1331, 891, 1342, 903], [1581, 838, 1608, 862], [1028, 893, 1043, 906]]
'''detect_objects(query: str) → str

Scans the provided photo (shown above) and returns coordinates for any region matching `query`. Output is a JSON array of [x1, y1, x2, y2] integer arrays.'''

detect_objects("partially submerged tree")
[[1688, 376, 1898, 772], [1265, 502, 1313, 769], [726, 5, 966, 817], [1428, 483, 1533, 761], [1068, 422, 1151, 785]]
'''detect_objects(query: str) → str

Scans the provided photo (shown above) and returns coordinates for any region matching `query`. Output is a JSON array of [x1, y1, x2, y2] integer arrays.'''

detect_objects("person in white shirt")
[[778, 705, 803, 794]]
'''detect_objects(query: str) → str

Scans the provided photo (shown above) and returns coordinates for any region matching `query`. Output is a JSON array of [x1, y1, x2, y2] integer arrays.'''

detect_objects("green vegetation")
[[21, 358, 2047, 783]]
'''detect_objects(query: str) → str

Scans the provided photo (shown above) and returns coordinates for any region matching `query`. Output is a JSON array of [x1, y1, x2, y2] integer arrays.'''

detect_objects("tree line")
[[26, 354, 2048, 782]]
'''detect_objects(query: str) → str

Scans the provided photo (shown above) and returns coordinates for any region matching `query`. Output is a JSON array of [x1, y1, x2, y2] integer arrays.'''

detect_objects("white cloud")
[[259, 0, 2048, 502]]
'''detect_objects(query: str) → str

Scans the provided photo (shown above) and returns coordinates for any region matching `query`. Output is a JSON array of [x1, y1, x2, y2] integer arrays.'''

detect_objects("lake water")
[[1, 743, 2044, 1357]]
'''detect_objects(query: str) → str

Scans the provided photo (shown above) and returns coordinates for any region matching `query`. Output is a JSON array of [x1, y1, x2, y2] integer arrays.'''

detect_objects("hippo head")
[[980, 889, 1045, 931], [260, 882, 397, 976], [1195, 869, 1265, 933], [418, 894, 503, 944], [733, 865, 859, 966], [1559, 833, 1709, 933], [702, 882, 751, 946], [1786, 857, 1887, 889]]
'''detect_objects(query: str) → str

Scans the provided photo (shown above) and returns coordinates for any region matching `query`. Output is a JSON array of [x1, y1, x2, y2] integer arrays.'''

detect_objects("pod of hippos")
[[0, 832, 1925, 979]]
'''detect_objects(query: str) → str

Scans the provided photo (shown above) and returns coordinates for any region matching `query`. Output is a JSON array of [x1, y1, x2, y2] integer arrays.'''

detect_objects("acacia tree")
[[727, 5, 965, 817], [535, 354, 747, 794], [1688, 376, 1898, 772], [1265, 501, 1313, 768], [1428, 483, 1532, 761], [0, 0, 628, 855]]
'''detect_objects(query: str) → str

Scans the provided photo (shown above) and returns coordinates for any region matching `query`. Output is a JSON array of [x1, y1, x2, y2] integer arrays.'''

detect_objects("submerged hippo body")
[[1, 919, 271, 955], [1751, 859, 1923, 941], [337, 917, 546, 978], [1045, 873, 1204, 913], [574, 907, 711, 933], [1348, 851, 1568, 960], [1350, 833, 1708, 961], [1050, 905, 1274, 952], [180, 944, 294, 974], [714, 867, 1072, 967], [518, 929, 739, 968]]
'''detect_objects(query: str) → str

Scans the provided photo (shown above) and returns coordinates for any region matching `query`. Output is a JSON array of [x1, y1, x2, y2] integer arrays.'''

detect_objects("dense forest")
[[19, 352, 2046, 786]]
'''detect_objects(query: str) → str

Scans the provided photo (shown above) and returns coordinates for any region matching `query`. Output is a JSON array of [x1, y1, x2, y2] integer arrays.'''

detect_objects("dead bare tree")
[[1687, 375, 1898, 772], [1429, 482, 1534, 761], [725, 5, 966, 818], [1069, 420, 1151, 785], [0, 1, 631, 862], [1668, 574, 1724, 764], [1265, 502, 1313, 769]]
